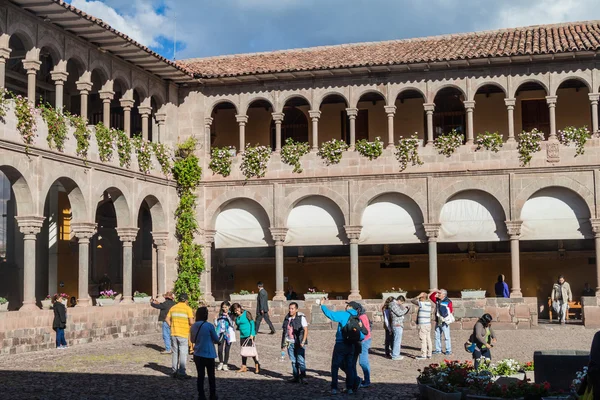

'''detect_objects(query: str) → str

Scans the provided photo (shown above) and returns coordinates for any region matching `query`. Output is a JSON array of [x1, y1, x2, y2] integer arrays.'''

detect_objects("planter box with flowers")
[[0, 297, 8, 312], [96, 290, 118, 306], [133, 291, 152, 304], [491, 359, 524, 385], [382, 288, 407, 299], [461, 289, 486, 299], [304, 287, 328, 301], [229, 290, 257, 302]]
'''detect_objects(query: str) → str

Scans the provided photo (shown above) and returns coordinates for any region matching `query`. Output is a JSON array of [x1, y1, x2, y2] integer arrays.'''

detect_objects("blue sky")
[[65, 0, 600, 61]]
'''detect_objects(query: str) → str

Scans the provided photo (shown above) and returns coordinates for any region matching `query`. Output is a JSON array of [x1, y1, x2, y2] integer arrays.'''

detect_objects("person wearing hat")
[[166, 293, 195, 379], [151, 292, 177, 354], [469, 313, 496, 370]]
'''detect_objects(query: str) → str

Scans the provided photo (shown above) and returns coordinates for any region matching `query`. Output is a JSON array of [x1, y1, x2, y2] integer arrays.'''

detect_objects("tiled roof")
[[179, 21, 600, 78]]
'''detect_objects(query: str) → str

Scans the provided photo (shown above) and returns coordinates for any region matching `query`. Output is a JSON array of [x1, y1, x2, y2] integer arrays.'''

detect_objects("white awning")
[[520, 187, 592, 240], [215, 199, 272, 249], [285, 197, 345, 246], [359, 193, 424, 244], [439, 191, 507, 242]]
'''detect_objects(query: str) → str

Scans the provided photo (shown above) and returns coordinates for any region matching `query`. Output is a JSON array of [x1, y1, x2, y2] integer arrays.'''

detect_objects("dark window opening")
[[341, 109, 368, 144], [433, 89, 465, 139], [270, 106, 309, 149], [521, 99, 550, 138]]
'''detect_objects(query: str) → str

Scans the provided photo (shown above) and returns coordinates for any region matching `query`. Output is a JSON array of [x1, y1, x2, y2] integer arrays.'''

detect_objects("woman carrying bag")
[[214, 301, 235, 371], [231, 303, 260, 374], [466, 313, 496, 370]]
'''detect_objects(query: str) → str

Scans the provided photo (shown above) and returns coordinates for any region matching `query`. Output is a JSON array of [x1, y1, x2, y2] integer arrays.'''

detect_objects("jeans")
[[287, 342, 306, 379], [554, 300, 569, 322], [384, 329, 393, 357], [55, 328, 67, 348], [359, 338, 371, 385], [331, 342, 355, 390], [434, 323, 452, 354], [162, 321, 171, 352], [418, 324, 432, 357], [194, 356, 216, 400], [473, 346, 491, 370], [217, 341, 231, 364], [392, 326, 404, 359], [171, 336, 189, 375]]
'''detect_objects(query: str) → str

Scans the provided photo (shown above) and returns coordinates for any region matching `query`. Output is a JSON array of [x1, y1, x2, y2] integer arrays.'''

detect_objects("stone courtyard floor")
[[0, 324, 596, 400]]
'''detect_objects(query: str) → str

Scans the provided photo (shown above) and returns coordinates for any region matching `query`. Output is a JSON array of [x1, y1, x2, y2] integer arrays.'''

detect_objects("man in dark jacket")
[[151, 291, 176, 354], [588, 330, 600, 400], [255, 282, 275, 334], [281, 302, 309, 384]]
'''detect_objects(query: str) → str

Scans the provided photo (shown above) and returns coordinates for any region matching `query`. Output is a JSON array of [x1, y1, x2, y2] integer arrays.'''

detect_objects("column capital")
[[235, 114, 248, 124], [116, 227, 138, 243], [271, 112, 284, 122], [423, 103, 435, 112], [545, 95, 557, 106], [99, 90, 115, 101], [269, 227, 288, 243], [204, 116, 213, 127], [423, 223, 441, 239], [504, 98, 516, 107], [589, 93, 600, 103], [155, 113, 167, 124], [505, 220, 523, 237], [308, 110, 321, 120], [345, 107, 359, 118], [76, 80, 93, 93], [50, 71, 69, 83], [344, 225, 362, 242], [138, 105, 152, 116], [71, 222, 97, 240], [384, 105, 397, 115], [22, 60, 41, 72], [151, 231, 169, 247], [463, 100, 475, 109], [0, 47, 11, 60], [119, 98, 135, 109], [204, 229, 217, 244], [591, 218, 600, 235], [16, 216, 45, 236]]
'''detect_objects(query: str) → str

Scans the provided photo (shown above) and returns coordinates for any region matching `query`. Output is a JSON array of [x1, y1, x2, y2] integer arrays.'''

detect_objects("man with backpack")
[[430, 289, 454, 356], [320, 299, 367, 395]]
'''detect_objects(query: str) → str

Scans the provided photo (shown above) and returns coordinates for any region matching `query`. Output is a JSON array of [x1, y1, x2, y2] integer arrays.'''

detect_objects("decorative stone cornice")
[[235, 114, 248, 124], [269, 227, 288, 243], [384, 105, 397, 115], [423, 103, 435, 112], [50, 71, 69, 83], [545, 95, 557, 106], [504, 98, 516, 108], [22, 60, 41, 72], [99, 90, 115, 101], [344, 225, 362, 242], [138, 106, 152, 116], [423, 223, 441, 239], [119, 99, 135, 109], [16, 216, 45, 236], [76, 80, 93, 93], [271, 112, 284, 122], [463, 100, 475, 109], [116, 227, 138, 243], [308, 110, 321, 120], [151, 231, 169, 247], [505, 220, 523, 237], [71, 222, 97, 240], [345, 108, 359, 118]]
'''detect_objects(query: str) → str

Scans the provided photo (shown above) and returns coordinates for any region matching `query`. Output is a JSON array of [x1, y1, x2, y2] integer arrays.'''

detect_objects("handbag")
[[464, 341, 477, 353], [240, 338, 258, 358]]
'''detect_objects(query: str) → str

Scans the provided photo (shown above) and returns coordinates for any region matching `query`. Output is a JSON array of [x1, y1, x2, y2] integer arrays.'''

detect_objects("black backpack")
[[341, 312, 363, 344]]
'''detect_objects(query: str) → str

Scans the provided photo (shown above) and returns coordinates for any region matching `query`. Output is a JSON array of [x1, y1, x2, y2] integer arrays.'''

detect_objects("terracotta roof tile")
[[178, 21, 600, 78]]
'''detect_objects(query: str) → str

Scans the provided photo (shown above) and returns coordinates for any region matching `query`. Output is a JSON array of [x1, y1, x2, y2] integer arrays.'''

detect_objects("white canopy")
[[520, 187, 592, 240], [359, 193, 424, 244], [439, 191, 507, 242], [285, 196, 345, 246], [215, 199, 271, 249]]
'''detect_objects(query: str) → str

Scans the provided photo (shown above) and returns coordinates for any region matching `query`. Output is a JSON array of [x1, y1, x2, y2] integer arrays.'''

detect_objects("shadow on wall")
[[0, 370, 418, 400]]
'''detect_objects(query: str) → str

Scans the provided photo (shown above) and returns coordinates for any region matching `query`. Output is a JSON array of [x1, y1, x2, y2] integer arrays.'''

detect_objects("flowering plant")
[[280, 137, 310, 173], [208, 146, 235, 177], [307, 287, 327, 294], [0, 297, 7, 305], [67, 112, 90, 160], [14, 95, 38, 153], [240, 144, 271, 179], [571, 366, 588, 392], [99, 290, 117, 299], [558, 126, 590, 156], [0, 88, 10, 122], [232, 290, 253, 295], [521, 361, 534, 372], [434, 129, 464, 157], [39, 102, 68, 152], [318, 138, 349, 165], [484, 380, 551, 398], [133, 291, 149, 298], [492, 359, 521, 376], [395, 134, 423, 171], [355, 137, 383, 160], [132, 136, 153, 174], [152, 142, 172, 176], [384, 287, 405, 292], [95, 122, 114, 162], [517, 129, 544, 166], [475, 131, 503, 153], [115, 129, 132, 168]]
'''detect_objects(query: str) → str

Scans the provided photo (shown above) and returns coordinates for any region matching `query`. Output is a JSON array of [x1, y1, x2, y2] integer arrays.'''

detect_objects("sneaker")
[[217, 363, 224, 371], [359, 383, 370, 389], [331, 389, 338, 395], [347, 389, 354, 395], [416, 356, 427, 360], [222, 364, 229, 371], [269, 331, 276, 335], [391, 356, 404, 361], [160, 350, 172, 355], [445, 352, 453, 356], [432, 351, 442, 355]]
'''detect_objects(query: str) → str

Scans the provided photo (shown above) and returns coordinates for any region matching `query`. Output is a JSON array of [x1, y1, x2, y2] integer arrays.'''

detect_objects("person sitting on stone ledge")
[[582, 283, 596, 298], [495, 275, 510, 298]]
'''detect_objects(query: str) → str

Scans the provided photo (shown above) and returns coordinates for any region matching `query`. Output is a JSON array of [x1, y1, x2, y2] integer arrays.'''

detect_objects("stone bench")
[[533, 350, 589, 390]]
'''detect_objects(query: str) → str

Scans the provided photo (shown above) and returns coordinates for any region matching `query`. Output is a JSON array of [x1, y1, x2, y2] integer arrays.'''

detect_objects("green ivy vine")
[[172, 137, 204, 308], [95, 122, 114, 162], [39, 102, 68, 152], [280, 137, 310, 173]]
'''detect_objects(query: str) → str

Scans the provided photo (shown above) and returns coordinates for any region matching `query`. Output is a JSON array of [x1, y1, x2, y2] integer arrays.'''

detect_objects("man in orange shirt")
[[166, 293, 194, 379]]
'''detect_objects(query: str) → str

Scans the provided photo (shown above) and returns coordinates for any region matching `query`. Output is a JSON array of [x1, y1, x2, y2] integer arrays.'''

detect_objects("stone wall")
[[0, 305, 160, 355], [582, 296, 600, 328]]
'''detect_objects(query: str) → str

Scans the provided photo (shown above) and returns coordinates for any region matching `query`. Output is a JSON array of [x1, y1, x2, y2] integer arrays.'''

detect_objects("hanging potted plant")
[[434, 129, 464, 157]]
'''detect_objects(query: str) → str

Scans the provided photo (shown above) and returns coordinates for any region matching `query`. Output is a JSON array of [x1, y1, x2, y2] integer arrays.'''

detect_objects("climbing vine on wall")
[[14, 95, 38, 153], [172, 137, 204, 308], [39, 102, 68, 152]]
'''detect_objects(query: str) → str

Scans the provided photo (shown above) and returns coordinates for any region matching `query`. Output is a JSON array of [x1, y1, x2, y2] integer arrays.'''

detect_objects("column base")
[[425, 142, 434, 147], [506, 137, 516, 143], [76, 298, 91, 307], [596, 288, 600, 297], [273, 292, 286, 302], [386, 144, 395, 150], [121, 296, 133, 304], [466, 140, 474, 145], [19, 302, 40, 312], [510, 290, 523, 298], [347, 292, 362, 301], [203, 294, 215, 303]]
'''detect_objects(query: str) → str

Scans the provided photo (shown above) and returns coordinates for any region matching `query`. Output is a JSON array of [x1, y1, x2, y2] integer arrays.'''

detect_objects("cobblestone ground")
[[0, 324, 596, 400]]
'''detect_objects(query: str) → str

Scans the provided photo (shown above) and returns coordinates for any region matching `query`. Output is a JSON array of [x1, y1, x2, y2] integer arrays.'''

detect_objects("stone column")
[[384, 105, 396, 148], [423, 223, 441, 291], [235, 114, 248, 154], [345, 226, 362, 300], [22, 60, 41, 103], [99, 90, 115, 127], [117, 227, 138, 304], [76, 81, 93, 122], [272, 112, 284, 152], [203, 230, 216, 302], [16, 216, 45, 311], [270, 228, 288, 301], [346, 108, 358, 149], [591, 219, 600, 296], [546, 96, 558, 140], [464, 100, 475, 144], [204, 117, 213, 154], [120, 99, 134, 135], [50, 71, 68, 110], [505, 98, 516, 142], [589, 94, 599, 136], [424, 103, 435, 146], [309, 110, 321, 151], [506, 221, 523, 298], [0, 47, 11, 88], [155, 113, 166, 143], [72, 222, 96, 307], [139, 106, 152, 140], [152, 231, 169, 298]]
